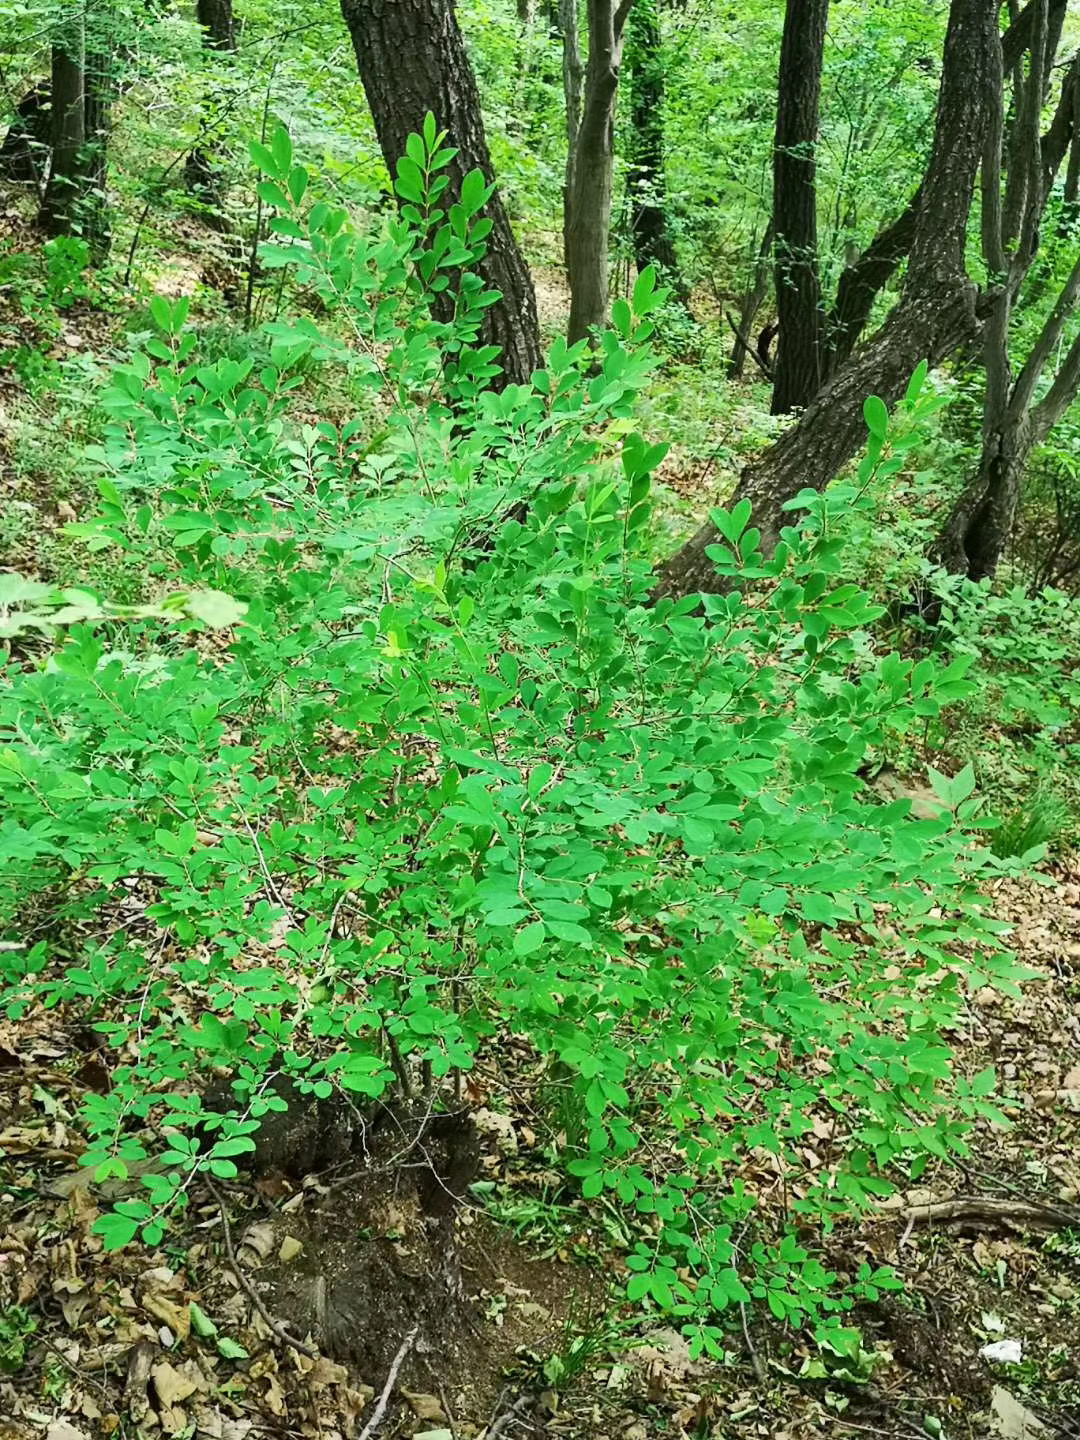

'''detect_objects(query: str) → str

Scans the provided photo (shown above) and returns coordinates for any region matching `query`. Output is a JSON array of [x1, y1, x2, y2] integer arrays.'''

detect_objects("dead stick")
[[739, 1300, 767, 1384], [358, 1324, 419, 1440], [898, 1195, 1080, 1231], [205, 1177, 318, 1359], [484, 1395, 533, 1439]]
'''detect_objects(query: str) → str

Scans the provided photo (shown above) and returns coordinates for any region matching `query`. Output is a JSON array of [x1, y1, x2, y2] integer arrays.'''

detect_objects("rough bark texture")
[[936, 0, 1080, 578], [565, 0, 633, 344], [770, 0, 829, 415], [81, 47, 111, 259], [340, 0, 541, 388], [196, 0, 236, 50], [654, 0, 996, 600], [823, 188, 921, 373], [0, 85, 51, 187], [40, 30, 86, 238], [625, 0, 685, 298]]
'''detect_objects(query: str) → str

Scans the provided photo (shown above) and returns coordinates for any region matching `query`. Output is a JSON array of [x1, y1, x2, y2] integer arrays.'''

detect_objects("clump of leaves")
[[990, 784, 1073, 860], [0, 123, 1034, 1365]]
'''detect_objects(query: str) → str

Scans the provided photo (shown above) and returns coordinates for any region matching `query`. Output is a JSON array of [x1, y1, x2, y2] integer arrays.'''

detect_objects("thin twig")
[[739, 1301, 767, 1385], [205, 1176, 318, 1358], [357, 1324, 419, 1440], [484, 1395, 534, 1439]]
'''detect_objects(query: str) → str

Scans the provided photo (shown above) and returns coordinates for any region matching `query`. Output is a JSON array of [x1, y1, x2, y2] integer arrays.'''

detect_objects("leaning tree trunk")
[[0, 85, 51, 188], [625, 0, 686, 299], [340, 0, 541, 388], [40, 25, 86, 239], [654, 0, 997, 600], [770, 0, 829, 415], [565, 0, 633, 344]]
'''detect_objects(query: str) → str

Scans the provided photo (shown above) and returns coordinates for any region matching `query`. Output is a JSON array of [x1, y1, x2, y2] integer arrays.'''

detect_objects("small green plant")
[[990, 783, 1073, 859], [0, 1306, 36, 1374]]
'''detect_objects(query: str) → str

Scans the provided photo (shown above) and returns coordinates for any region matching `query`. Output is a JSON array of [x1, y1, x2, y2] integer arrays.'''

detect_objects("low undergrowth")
[[0, 125, 1041, 1364]]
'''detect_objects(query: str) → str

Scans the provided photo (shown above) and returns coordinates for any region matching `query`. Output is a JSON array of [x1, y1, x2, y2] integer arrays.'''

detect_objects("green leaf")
[[270, 125, 293, 175], [93, 1212, 139, 1251], [185, 590, 248, 628], [863, 394, 889, 440], [216, 1337, 249, 1360], [513, 921, 546, 956], [189, 1302, 218, 1338]]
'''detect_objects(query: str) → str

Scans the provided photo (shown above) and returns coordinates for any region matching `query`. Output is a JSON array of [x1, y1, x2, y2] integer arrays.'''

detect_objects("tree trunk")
[[625, 0, 685, 299], [770, 0, 829, 415], [40, 26, 87, 239], [934, 0, 1079, 578], [559, 0, 584, 270], [340, 0, 541, 388], [727, 218, 774, 379], [0, 85, 51, 188], [824, 186, 921, 374], [196, 0, 236, 50], [81, 46, 111, 259], [654, 0, 996, 600], [565, 0, 633, 344]]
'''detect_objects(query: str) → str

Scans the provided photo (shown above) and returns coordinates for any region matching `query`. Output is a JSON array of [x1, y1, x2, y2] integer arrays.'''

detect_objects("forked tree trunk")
[[770, 0, 829, 414], [340, 0, 541, 388], [654, 0, 997, 599], [936, 2, 1080, 577], [565, 0, 633, 344]]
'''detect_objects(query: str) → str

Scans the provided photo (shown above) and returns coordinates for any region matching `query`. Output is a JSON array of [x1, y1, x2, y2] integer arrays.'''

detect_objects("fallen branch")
[[898, 1195, 1080, 1232], [484, 1394, 534, 1439], [358, 1323, 419, 1440], [205, 1176, 319, 1359]]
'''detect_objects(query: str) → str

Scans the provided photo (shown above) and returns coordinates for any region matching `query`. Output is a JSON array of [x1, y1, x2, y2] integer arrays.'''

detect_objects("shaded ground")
[[2, 863, 1079, 1439]]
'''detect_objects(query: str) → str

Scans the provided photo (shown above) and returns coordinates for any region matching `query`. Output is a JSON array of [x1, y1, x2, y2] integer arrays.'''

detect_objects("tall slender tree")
[[770, 0, 829, 414], [340, 0, 541, 388], [564, 0, 634, 344], [625, 0, 685, 299]]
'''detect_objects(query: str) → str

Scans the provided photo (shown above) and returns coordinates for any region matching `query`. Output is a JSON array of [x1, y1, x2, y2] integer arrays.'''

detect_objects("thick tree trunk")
[[565, 0, 632, 344], [770, 0, 829, 415], [40, 28, 86, 238], [625, 0, 685, 298], [197, 0, 236, 50], [654, 0, 996, 600], [340, 0, 541, 387], [0, 85, 51, 188]]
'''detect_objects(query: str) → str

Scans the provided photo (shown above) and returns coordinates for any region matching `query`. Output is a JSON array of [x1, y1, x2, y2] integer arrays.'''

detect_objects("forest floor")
[[1, 860, 1078, 1440]]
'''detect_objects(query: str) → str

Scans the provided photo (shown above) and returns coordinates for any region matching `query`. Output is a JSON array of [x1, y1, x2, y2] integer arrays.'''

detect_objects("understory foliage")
[[0, 125, 1034, 1360]]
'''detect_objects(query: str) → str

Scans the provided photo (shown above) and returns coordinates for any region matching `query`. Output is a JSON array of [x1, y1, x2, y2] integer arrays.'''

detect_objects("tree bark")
[[565, 0, 633, 344], [81, 46, 111, 259], [0, 85, 51, 189], [823, 187, 921, 373], [196, 0, 236, 50], [935, 0, 1079, 578], [559, 0, 584, 270], [654, 0, 997, 600], [770, 0, 829, 415], [340, 0, 541, 388], [727, 218, 774, 379], [625, 0, 685, 299], [40, 25, 87, 239]]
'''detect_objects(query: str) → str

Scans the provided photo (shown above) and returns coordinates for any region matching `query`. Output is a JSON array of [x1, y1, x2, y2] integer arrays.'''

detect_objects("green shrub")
[[0, 123, 1032, 1364]]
